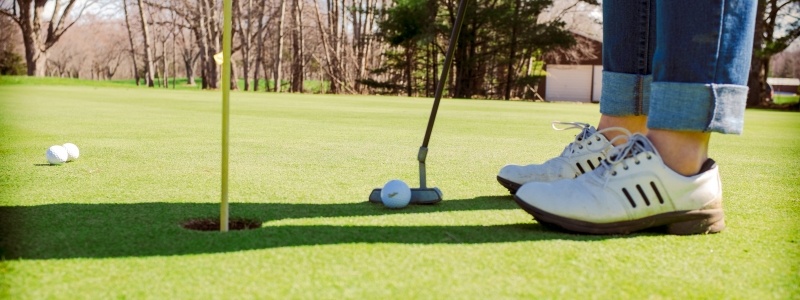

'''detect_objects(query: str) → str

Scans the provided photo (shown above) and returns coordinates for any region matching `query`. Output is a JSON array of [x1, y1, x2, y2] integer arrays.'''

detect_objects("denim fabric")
[[600, 72, 651, 116], [649, 83, 748, 133], [602, 0, 656, 76], [600, 0, 757, 134], [600, 0, 655, 116]]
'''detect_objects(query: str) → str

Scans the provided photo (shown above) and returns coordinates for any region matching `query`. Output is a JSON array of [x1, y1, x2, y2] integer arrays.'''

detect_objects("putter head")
[[369, 187, 443, 205]]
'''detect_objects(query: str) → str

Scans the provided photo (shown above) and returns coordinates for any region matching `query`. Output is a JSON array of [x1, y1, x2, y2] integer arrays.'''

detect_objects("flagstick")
[[221, 0, 233, 232]]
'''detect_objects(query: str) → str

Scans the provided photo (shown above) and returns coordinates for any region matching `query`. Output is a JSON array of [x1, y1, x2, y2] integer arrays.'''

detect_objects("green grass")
[[773, 94, 800, 105], [0, 76, 330, 93], [0, 78, 798, 299]]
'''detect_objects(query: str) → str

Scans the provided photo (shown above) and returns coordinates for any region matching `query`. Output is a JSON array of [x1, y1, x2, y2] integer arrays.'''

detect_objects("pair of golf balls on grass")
[[46, 143, 80, 165]]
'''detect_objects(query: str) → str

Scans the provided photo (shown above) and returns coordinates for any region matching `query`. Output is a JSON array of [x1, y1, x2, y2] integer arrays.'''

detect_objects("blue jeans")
[[600, 0, 757, 134]]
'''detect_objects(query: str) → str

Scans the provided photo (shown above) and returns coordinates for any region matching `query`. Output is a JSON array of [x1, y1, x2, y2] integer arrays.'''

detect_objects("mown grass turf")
[[0, 75, 329, 94], [0, 79, 798, 299], [773, 94, 800, 105]]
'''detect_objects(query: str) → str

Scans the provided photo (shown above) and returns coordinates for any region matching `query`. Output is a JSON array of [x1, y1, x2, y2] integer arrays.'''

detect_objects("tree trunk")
[[231, 58, 240, 90], [454, 29, 469, 98], [253, 0, 268, 92], [21, 23, 47, 76], [11, 0, 83, 76], [253, 42, 262, 91], [313, 0, 345, 93], [425, 43, 431, 97], [122, 0, 141, 86], [162, 39, 169, 88], [137, 0, 156, 87], [181, 31, 198, 87], [201, 60, 207, 89], [234, 0, 252, 91], [197, 0, 220, 90], [504, 0, 520, 100], [329, 0, 341, 93], [172, 33, 177, 88], [340, 0, 350, 89], [183, 53, 196, 86], [291, 0, 305, 93], [748, 0, 767, 107], [405, 45, 414, 97], [432, 43, 438, 97], [355, 0, 376, 94], [275, 0, 287, 92], [263, 57, 272, 91]]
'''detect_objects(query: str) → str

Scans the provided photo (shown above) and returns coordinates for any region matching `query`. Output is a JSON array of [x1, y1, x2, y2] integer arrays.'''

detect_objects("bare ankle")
[[598, 115, 648, 145], [647, 129, 710, 176]]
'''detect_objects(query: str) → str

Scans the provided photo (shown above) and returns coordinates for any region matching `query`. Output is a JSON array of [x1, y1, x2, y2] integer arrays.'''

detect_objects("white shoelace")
[[600, 134, 654, 183], [551, 121, 632, 159]]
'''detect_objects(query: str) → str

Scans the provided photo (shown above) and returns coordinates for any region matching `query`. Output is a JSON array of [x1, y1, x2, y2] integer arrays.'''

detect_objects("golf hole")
[[181, 218, 261, 231]]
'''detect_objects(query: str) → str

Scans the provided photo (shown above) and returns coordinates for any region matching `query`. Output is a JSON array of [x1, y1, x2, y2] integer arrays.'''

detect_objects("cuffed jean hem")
[[599, 71, 652, 116], [648, 82, 748, 134]]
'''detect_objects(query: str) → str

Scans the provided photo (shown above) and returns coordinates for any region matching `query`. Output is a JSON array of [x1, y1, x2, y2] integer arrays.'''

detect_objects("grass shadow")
[[0, 197, 633, 260]]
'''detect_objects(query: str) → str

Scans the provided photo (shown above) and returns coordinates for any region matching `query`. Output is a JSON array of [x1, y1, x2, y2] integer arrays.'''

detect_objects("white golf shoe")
[[514, 133, 725, 235], [497, 122, 618, 194]]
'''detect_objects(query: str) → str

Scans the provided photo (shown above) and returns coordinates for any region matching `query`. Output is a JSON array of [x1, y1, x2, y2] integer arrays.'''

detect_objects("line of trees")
[[748, 0, 800, 106], [1, 0, 601, 100], [1, 0, 798, 104]]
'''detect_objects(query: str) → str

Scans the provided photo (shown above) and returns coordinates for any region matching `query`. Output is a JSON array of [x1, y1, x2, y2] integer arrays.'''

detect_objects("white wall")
[[546, 64, 603, 103]]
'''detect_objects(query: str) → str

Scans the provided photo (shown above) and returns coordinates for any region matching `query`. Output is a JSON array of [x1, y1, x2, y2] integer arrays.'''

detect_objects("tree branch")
[[0, 8, 21, 26], [777, 0, 799, 11]]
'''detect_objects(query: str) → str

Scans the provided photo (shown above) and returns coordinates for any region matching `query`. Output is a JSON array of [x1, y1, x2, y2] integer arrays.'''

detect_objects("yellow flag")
[[213, 52, 224, 65]]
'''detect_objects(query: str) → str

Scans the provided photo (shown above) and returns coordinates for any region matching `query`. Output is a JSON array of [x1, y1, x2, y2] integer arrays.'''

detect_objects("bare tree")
[[47, 43, 76, 77], [122, 0, 142, 85], [290, 0, 305, 92], [748, 0, 800, 107], [93, 21, 127, 80], [151, 0, 222, 89], [252, 0, 269, 91], [199, 0, 222, 89], [235, 0, 263, 91], [353, 0, 377, 93], [0, 7, 21, 52], [771, 43, 800, 79], [136, 0, 156, 86], [176, 25, 198, 86], [312, 0, 345, 93], [274, 0, 287, 92], [1, 0, 95, 76]]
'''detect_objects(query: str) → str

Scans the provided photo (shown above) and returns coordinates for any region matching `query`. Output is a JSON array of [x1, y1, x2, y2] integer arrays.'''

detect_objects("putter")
[[369, 0, 469, 204]]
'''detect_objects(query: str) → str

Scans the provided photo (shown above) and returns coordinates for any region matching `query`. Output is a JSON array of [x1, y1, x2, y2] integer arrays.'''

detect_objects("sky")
[[42, 0, 118, 20]]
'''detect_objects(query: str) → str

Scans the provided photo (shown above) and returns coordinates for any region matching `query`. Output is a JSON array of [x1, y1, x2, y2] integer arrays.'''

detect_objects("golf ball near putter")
[[46, 145, 68, 165], [62, 143, 80, 161], [380, 180, 412, 209]]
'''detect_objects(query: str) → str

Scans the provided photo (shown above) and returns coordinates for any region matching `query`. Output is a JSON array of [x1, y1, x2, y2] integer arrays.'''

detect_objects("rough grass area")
[[0, 79, 798, 299]]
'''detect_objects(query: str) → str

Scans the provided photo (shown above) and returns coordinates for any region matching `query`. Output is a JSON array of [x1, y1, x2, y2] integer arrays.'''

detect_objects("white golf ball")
[[380, 180, 412, 209], [46, 145, 68, 165], [62, 143, 80, 161]]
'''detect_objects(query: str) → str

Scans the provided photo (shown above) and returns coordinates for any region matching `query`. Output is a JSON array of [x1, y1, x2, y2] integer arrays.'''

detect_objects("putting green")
[[0, 83, 798, 299]]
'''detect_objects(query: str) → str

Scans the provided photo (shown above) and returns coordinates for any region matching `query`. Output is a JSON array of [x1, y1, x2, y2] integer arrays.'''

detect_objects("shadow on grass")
[[0, 196, 621, 260]]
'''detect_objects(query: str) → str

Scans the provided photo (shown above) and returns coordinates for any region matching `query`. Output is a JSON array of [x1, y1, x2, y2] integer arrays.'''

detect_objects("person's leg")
[[598, 0, 656, 141], [648, 0, 757, 175], [598, 115, 647, 144], [514, 0, 757, 235]]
